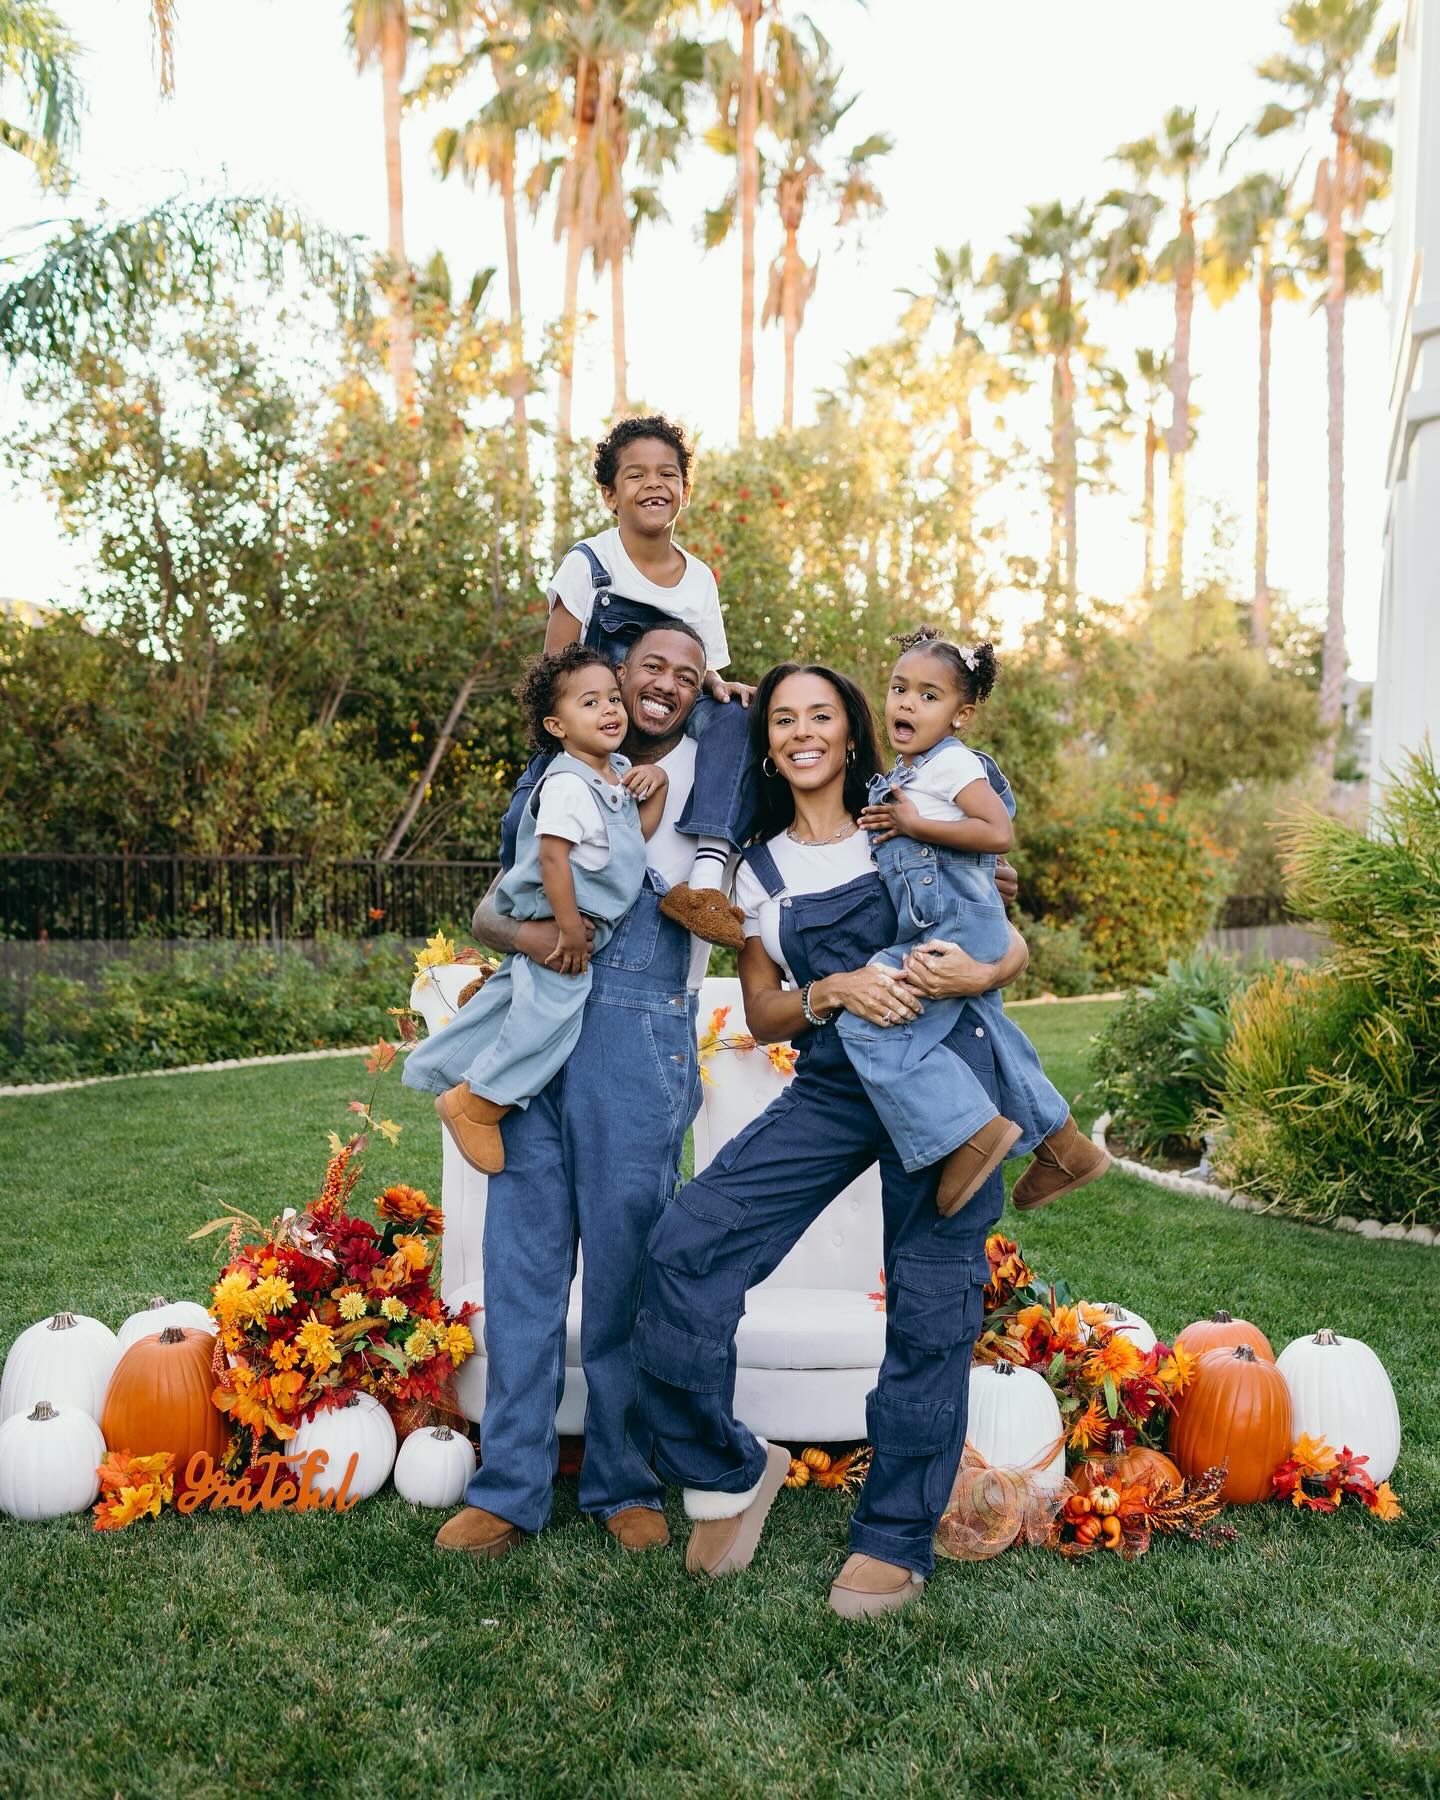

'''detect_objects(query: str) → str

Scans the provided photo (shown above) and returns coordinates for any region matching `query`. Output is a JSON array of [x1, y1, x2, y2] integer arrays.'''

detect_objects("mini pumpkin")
[[1171, 1343, 1291, 1503], [1175, 1309, 1274, 1363], [0, 1312, 120, 1424], [0, 1399, 106, 1520], [393, 1425, 476, 1508], [1075, 1430, 1182, 1499], [1276, 1327, 1401, 1483], [100, 1327, 227, 1488], [116, 1297, 216, 1355]]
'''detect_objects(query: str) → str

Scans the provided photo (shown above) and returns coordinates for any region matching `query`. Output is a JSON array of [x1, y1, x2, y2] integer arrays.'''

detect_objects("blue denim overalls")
[[403, 752, 648, 1110], [631, 847, 1006, 1580], [836, 739, 1069, 1170], [499, 543, 756, 868]]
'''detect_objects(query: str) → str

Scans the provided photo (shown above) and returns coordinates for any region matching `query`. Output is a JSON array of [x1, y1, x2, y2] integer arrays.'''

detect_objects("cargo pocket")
[[888, 1250, 985, 1354], [867, 1385, 959, 1518], [632, 1308, 731, 1394], [645, 1184, 750, 1279]]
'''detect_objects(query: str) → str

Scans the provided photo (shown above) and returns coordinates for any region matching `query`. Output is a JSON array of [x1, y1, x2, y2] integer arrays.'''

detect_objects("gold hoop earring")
[[762, 755, 778, 778]]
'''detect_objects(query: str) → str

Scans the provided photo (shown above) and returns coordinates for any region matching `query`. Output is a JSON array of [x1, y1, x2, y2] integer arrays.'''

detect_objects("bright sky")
[[0, 0, 1395, 677]]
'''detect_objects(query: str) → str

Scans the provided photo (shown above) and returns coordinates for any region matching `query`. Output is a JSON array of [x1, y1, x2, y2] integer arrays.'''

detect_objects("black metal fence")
[[0, 855, 500, 943]]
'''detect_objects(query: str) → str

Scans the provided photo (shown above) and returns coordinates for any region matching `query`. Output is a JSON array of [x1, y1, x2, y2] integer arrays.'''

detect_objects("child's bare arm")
[[543, 605, 583, 654], [860, 777, 1013, 854], [537, 836, 591, 975], [622, 764, 669, 839]]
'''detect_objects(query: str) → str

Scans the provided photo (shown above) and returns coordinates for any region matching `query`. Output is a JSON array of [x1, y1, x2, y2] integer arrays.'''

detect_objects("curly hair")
[[514, 645, 617, 752], [893, 625, 998, 706], [593, 413, 694, 491], [747, 662, 884, 843]]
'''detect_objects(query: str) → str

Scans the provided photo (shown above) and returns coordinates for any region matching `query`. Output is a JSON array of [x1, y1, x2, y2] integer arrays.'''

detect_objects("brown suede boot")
[[936, 1116, 1023, 1218], [684, 1441, 792, 1577], [605, 1507, 671, 1552], [434, 1505, 525, 1560], [1012, 1114, 1112, 1211], [828, 1553, 926, 1620], [658, 882, 746, 951], [435, 1083, 511, 1175]]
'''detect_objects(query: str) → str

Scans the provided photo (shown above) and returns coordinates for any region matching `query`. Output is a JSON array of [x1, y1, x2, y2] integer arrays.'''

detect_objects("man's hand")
[[545, 919, 592, 977], [516, 917, 594, 967], [995, 856, 1018, 906], [858, 788, 922, 847], [704, 671, 755, 705]]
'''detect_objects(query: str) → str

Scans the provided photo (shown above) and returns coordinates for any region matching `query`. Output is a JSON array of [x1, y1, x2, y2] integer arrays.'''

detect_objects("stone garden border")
[[1091, 1110, 1437, 1248], [0, 1044, 371, 1099]]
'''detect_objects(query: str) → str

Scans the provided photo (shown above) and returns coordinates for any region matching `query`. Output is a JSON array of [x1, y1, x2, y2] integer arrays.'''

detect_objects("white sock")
[[687, 839, 730, 892], [684, 1440, 770, 1520]]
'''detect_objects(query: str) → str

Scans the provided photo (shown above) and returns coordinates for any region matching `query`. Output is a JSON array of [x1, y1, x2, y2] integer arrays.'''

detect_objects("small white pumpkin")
[[0, 1312, 120, 1424], [0, 1399, 106, 1520], [1276, 1327, 1401, 1483], [1083, 1302, 1158, 1356], [394, 1425, 477, 1508], [288, 1393, 397, 1502], [448, 1281, 487, 1426], [116, 1296, 217, 1355], [965, 1359, 1067, 1496]]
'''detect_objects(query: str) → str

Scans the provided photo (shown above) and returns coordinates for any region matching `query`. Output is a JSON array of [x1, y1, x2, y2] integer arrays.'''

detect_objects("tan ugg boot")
[[435, 1083, 511, 1175], [828, 1553, 925, 1620], [936, 1116, 1023, 1218], [605, 1507, 671, 1551], [658, 882, 747, 950], [1012, 1114, 1112, 1211], [683, 1441, 791, 1577], [434, 1506, 525, 1560]]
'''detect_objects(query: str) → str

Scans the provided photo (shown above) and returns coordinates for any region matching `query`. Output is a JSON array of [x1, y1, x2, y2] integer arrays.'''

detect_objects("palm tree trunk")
[[499, 148, 528, 471], [1142, 410, 1156, 596], [610, 253, 628, 415], [556, 54, 596, 448], [1254, 251, 1273, 651], [1060, 350, 1078, 597], [380, 11, 415, 413], [1167, 203, 1195, 596], [781, 224, 800, 433], [737, 0, 761, 441], [1318, 136, 1348, 735], [1048, 357, 1065, 607]]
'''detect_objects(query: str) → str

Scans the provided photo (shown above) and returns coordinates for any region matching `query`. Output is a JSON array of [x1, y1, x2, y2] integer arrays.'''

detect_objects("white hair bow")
[[959, 644, 978, 672]]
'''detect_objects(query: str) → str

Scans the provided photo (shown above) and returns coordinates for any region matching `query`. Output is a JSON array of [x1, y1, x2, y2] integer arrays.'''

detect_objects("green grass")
[[2, 1005, 1436, 1799]]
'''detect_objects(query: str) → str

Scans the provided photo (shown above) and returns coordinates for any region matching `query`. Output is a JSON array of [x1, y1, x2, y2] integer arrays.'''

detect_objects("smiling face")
[[544, 663, 628, 763], [618, 627, 706, 746], [766, 671, 853, 795], [885, 647, 975, 759], [601, 435, 690, 538]]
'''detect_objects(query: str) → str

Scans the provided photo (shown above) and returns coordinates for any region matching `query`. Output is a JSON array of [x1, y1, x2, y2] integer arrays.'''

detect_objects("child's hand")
[[545, 920, 592, 977], [623, 764, 668, 805], [859, 788, 923, 846], [704, 671, 755, 706]]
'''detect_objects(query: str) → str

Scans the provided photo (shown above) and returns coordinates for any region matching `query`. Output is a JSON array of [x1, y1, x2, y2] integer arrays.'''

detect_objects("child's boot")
[[936, 1116, 1023, 1218], [1011, 1114, 1110, 1211], [435, 1083, 511, 1174], [658, 882, 746, 951]]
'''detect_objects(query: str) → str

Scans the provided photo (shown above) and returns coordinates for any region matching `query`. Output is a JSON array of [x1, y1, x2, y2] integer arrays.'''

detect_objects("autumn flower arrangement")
[[698, 1004, 798, 1083], [1271, 1436, 1403, 1520]]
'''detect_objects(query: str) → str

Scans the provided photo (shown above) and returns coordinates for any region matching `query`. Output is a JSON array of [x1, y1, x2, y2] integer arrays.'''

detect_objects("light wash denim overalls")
[[403, 751, 648, 1110], [631, 847, 1006, 1580], [836, 738, 1069, 1170]]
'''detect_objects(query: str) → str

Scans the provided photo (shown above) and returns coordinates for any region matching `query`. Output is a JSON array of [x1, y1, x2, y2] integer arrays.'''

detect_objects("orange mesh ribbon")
[[934, 1436, 1072, 1561]]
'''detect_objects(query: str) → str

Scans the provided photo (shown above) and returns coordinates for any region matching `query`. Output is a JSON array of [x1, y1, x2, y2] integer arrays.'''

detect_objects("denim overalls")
[[499, 543, 756, 869], [403, 752, 648, 1110], [631, 848, 1006, 1579], [836, 740, 1069, 1171]]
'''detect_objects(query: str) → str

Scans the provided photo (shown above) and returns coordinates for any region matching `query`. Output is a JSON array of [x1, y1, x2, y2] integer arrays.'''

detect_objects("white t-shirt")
[[733, 828, 877, 986], [533, 771, 613, 873], [887, 742, 988, 822], [547, 528, 729, 672], [636, 735, 713, 992]]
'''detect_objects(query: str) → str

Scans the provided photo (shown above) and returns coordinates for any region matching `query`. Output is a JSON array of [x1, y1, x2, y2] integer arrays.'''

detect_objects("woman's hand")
[[901, 924, 1029, 998], [704, 671, 755, 705], [995, 857, 1019, 906], [812, 964, 922, 1028]]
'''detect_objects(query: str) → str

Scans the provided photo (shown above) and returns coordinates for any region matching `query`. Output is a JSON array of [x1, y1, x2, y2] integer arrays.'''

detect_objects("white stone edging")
[[1091, 1111, 1437, 1248], [1007, 990, 1125, 1009], [0, 1044, 372, 1099]]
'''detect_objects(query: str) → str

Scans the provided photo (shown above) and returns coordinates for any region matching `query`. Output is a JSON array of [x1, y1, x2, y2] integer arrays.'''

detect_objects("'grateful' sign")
[[177, 1449, 363, 1513]]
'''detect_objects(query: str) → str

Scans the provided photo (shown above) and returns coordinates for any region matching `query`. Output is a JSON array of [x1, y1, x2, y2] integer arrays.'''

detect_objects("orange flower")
[[395, 1234, 429, 1273], [1068, 1395, 1108, 1450], [1048, 1304, 1084, 1349], [1083, 1333, 1143, 1387], [213, 1368, 304, 1441], [376, 1185, 443, 1234]]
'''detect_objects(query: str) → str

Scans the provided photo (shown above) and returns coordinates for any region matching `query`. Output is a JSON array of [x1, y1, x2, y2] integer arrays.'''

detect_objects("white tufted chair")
[[411, 967, 885, 1442]]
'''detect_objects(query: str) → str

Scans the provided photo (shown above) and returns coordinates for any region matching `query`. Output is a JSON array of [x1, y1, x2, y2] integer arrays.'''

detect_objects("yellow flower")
[[445, 1322, 476, 1365], [380, 1297, 408, 1322], [220, 1326, 244, 1354], [337, 1292, 368, 1322], [764, 1043, 798, 1078], [403, 1329, 437, 1362], [211, 1271, 255, 1323], [1156, 1343, 1199, 1395], [269, 1339, 301, 1370], [251, 1275, 296, 1317], [295, 1312, 341, 1372]]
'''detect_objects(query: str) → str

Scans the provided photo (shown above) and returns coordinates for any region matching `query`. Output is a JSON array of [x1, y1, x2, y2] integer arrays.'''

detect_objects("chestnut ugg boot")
[[605, 1507, 671, 1551], [936, 1116, 1023, 1218], [435, 1083, 511, 1175], [828, 1554, 925, 1620], [683, 1441, 791, 1577], [1011, 1114, 1111, 1212], [434, 1506, 525, 1560], [658, 882, 747, 950]]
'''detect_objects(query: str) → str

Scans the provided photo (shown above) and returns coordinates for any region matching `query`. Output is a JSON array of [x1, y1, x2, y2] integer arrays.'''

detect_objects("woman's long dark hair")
[[746, 662, 884, 843]]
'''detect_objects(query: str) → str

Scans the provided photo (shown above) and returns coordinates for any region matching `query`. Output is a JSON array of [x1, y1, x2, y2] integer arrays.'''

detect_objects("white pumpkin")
[[394, 1425, 477, 1508], [0, 1399, 106, 1520], [115, 1297, 216, 1355], [288, 1393, 397, 1501], [965, 1359, 1067, 1496], [0, 1312, 120, 1424], [1276, 1327, 1401, 1483], [449, 1280, 487, 1425], [1083, 1302, 1158, 1356]]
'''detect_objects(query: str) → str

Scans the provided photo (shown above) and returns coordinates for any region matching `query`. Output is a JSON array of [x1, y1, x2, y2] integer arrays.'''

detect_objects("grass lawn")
[[2, 1001, 1436, 1798]]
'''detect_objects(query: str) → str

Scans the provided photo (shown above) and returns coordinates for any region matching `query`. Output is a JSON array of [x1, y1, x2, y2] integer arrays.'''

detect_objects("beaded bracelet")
[[800, 981, 831, 1028]]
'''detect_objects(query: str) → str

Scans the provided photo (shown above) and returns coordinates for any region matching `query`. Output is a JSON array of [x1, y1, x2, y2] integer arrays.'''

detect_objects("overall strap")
[[974, 748, 1016, 820], [568, 542, 613, 592], [739, 840, 786, 898]]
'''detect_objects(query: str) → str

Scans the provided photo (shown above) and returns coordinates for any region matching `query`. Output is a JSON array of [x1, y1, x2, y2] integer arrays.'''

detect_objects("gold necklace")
[[786, 818, 859, 847]]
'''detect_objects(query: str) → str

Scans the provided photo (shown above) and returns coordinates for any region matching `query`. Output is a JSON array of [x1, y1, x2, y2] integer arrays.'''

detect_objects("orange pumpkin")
[[1175, 1309, 1275, 1363], [1171, 1343, 1292, 1503], [1075, 1430, 1183, 1499], [100, 1326, 227, 1489]]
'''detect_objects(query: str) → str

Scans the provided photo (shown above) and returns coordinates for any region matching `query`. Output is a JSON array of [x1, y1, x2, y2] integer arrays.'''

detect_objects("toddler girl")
[[403, 646, 669, 1174], [836, 627, 1110, 1216]]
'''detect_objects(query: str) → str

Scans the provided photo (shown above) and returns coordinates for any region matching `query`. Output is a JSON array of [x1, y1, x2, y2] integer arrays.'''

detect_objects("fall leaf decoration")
[[696, 1006, 797, 1085], [1051, 1465, 1231, 1559], [784, 1445, 872, 1492], [1271, 1435, 1403, 1520], [92, 1449, 177, 1532]]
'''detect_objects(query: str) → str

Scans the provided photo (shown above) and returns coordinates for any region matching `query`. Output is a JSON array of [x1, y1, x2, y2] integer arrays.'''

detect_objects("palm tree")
[[1096, 107, 1213, 594], [1, 0, 82, 187], [1255, 0, 1395, 732], [148, 0, 178, 95], [1132, 347, 1171, 597], [1205, 172, 1302, 649], [758, 19, 889, 431], [987, 200, 1095, 605], [348, 0, 418, 412]]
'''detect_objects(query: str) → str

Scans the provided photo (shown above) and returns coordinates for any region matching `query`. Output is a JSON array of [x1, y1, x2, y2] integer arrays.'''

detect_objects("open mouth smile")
[[787, 748, 825, 770], [637, 694, 677, 725]]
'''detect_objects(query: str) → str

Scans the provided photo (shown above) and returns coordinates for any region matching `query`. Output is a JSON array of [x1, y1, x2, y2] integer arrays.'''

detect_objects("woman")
[[630, 661, 1029, 1619]]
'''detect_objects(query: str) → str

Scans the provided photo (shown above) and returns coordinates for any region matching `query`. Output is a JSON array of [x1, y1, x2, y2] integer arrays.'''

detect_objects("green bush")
[[1089, 950, 1251, 1156], [1213, 748, 1440, 1226], [1021, 785, 1231, 986], [13, 936, 415, 1083], [1007, 912, 1099, 1001]]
